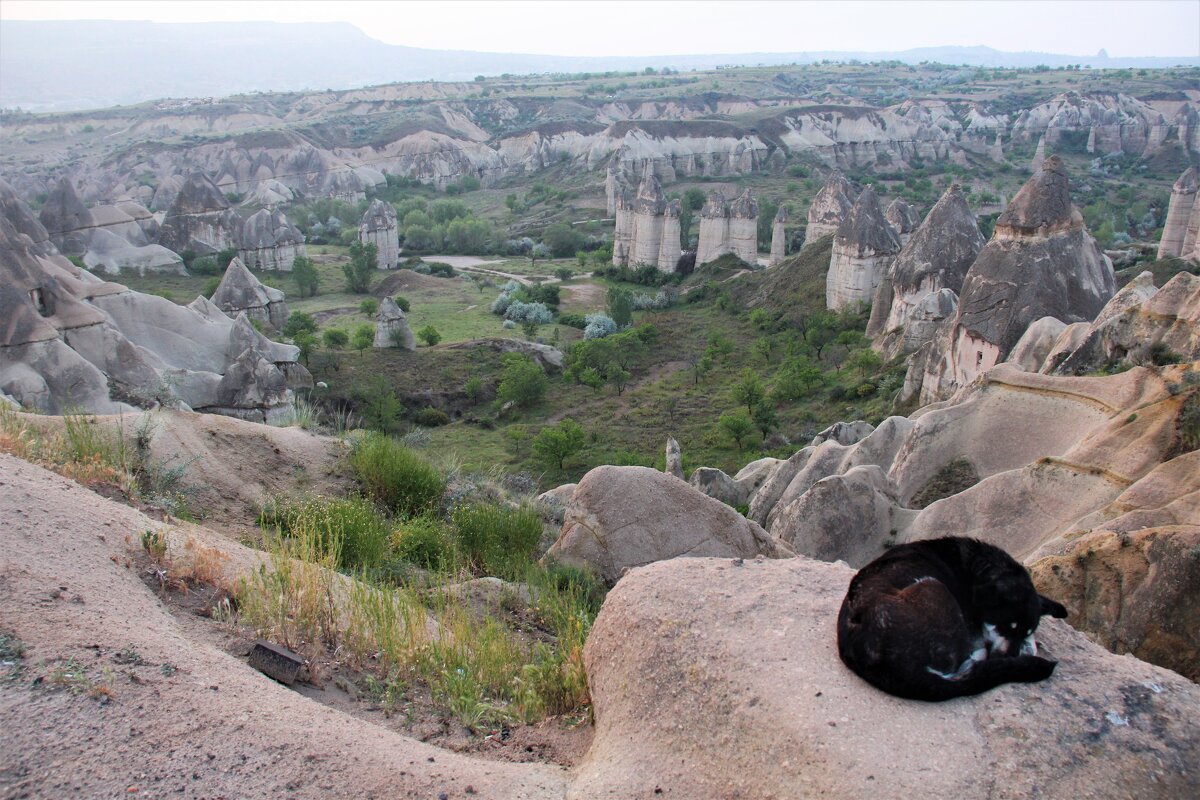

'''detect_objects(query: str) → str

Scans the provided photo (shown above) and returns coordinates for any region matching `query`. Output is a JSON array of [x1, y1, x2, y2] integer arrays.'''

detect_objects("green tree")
[[706, 332, 735, 362], [607, 286, 633, 329], [731, 368, 765, 413], [322, 328, 349, 349], [579, 366, 605, 393], [846, 348, 883, 379], [503, 424, 530, 456], [359, 298, 379, 316], [293, 330, 317, 367], [292, 255, 320, 297], [754, 337, 774, 364], [417, 325, 441, 346], [606, 361, 631, 396], [718, 411, 755, 451], [282, 311, 317, 338], [464, 377, 484, 403], [773, 355, 824, 401], [533, 418, 587, 470], [363, 378, 402, 432], [496, 354, 548, 408], [343, 241, 377, 294], [352, 323, 375, 355], [751, 402, 777, 439], [803, 311, 839, 361], [543, 222, 585, 258]]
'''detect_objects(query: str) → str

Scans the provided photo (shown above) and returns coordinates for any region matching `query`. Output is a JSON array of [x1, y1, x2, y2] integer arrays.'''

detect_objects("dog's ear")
[[1039, 595, 1068, 618]]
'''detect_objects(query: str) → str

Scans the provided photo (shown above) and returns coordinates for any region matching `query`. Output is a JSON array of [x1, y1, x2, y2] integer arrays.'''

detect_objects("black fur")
[[837, 537, 1068, 702]]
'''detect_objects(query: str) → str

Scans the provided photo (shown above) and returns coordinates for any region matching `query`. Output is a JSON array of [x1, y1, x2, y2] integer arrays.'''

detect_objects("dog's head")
[[974, 569, 1068, 656]]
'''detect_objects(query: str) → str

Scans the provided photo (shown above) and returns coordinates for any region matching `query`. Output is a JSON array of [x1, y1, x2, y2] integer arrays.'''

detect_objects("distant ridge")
[[2, 20, 1197, 113]]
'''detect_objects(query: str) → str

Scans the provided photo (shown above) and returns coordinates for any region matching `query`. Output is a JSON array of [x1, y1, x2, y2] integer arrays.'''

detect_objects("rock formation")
[[577, 555, 1200, 799], [770, 205, 788, 266], [37, 177, 183, 275], [883, 198, 920, 245], [826, 187, 900, 310], [1031, 136, 1047, 171], [868, 185, 986, 356], [1012, 91, 1199, 158], [0, 180, 306, 421], [238, 207, 305, 271], [917, 156, 1115, 403], [695, 190, 729, 266], [1158, 166, 1199, 261], [630, 171, 666, 268], [209, 257, 290, 330], [609, 166, 635, 266], [373, 296, 416, 350], [156, 172, 240, 255], [726, 189, 759, 264], [987, 131, 1004, 162], [806, 171, 856, 242], [359, 199, 400, 269], [664, 437, 683, 479], [543, 465, 792, 584], [658, 199, 681, 272]]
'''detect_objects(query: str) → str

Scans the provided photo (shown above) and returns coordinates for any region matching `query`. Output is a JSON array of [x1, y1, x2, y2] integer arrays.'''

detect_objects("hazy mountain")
[[2, 20, 1196, 113]]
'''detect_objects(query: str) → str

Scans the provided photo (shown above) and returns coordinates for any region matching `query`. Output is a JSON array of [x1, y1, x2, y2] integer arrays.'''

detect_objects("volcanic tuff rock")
[[544, 465, 792, 584], [917, 156, 1115, 403], [1012, 91, 1200, 157], [826, 186, 900, 310], [0, 180, 305, 419], [806, 171, 856, 242], [576, 555, 1200, 799], [1158, 166, 1199, 262], [209, 256, 290, 330], [726, 189, 759, 264], [695, 190, 730, 266], [883, 198, 920, 245], [770, 204, 788, 266], [373, 296, 415, 350], [630, 171, 668, 269], [238, 207, 305, 271], [359, 199, 400, 269], [1031, 135, 1047, 171], [868, 185, 985, 356], [156, 171, 241, 255]]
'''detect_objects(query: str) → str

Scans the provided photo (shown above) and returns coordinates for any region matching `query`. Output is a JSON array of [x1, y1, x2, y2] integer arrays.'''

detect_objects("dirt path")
[[0, 453, 570, 799]]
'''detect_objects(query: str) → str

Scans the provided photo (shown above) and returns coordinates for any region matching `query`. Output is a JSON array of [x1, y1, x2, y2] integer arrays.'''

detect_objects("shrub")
[[393, 295, 411, 312], [190, 257, 220, 276], [322, 328, 349, 349], [262, 495, 390, 571], [504, 301, 553, 325], [282, 312, 318, 337], [359, 298, 379, 316], [451, 503, 542, 576], [557, 312, 587, 329], [349, 432, 445, 517], [427, 261, 456, 277], [533, 418, 586, 469], [496, 354, 548, 408], [413, 407, 450, 427], [583, 313, 617, 339], [390, 515, 458, 572], [465, 377, 485, 402], [417, 325, 441, 346]]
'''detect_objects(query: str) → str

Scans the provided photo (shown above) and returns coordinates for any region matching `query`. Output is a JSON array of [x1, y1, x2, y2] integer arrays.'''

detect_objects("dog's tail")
[[908, 655, 1058, 701]]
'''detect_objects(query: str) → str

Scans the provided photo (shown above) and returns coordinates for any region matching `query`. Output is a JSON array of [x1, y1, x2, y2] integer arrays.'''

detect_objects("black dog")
[[837, 537, 1068, 701]]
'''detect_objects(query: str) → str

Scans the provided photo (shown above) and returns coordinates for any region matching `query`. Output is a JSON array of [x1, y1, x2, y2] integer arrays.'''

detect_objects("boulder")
[[1006, 315, 1067, 372], [689, 467, 742, 507], [156, 172, 240, 255], [883, 198, 920, 245], [575, 556, 1200, 799], [373, 296, 415, 350], [444, 338, 563, 372], [544, 465, 792, 584], [210, 256, 289, 330]]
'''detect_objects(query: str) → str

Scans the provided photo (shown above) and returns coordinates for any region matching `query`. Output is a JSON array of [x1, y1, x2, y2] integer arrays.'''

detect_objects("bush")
[[427, 261, 456, 277], [533, 418, 586, 469], [413, 407, 450, 427], [583, 314, 617, 339], [393, 295, 411, 312], [451, 503, 543, 576], [557, 312, 587, 329], [497, 354, 548, 408], [349, 432, 445, 517], [190, 257, 220, 276], [262, 495, 390, 571], [322, 328, 349, 349], [390, 515, 458, 572], [505, 301, 553, 325], [417, 325, 441, 346], [359, 298, 379, 316], [282, 312, 318, 337]]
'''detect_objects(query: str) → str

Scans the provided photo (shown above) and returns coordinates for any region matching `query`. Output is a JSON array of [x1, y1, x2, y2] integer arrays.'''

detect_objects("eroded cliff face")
[[1012, 91, 1200, 157]]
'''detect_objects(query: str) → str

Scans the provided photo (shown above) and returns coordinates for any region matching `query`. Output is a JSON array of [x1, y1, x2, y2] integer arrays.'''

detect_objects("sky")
[[2, 0, 1198, 58]]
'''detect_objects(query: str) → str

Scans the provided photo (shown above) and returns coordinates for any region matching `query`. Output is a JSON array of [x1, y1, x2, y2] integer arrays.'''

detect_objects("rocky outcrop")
[[38, 176, 92, 255], [869, 185, 985, 356], [827, 187, 900, 310], [664, 437, 683, 479], [610, 169, 678, 272], [883, 198, 920, 245], [727, 189, 758, 264], [630, 171, 667, 268], [1012, 91, 1198, 158], [918, 157, 1115, 403], [373, 296, 415, 350], [544, 465, 792, 584], [359, 199, 400, 269], [806, 171, 856, 242], [987, 131, 1004, 162], [209, 256, 289, 330], [1031, 271, 1200, 375], [156, 171, 240, 255], [609, 165, 635, 266], [0, 179, 305, 420], [658, 199, 681, 273], [238, 207, 305, 271], [577, 555, 1200, 799], [770, 205, 788, 266], [695, 190, 729, 266], [1158, 166, 1198, 261], [1031, 136, 1047, 171]]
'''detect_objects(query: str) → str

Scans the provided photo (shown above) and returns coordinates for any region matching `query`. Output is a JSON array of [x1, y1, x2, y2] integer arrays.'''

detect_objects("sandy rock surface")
[[0, 453, 568, 799], [575, 556, 1200, 799]]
